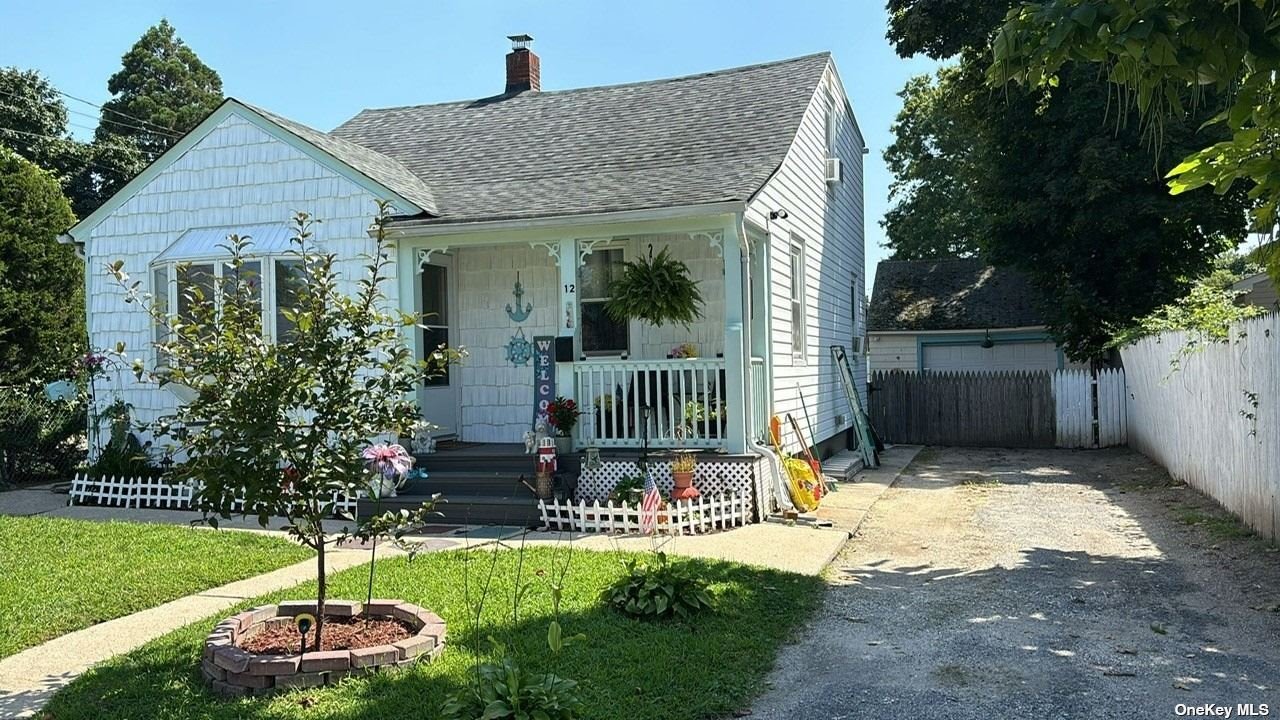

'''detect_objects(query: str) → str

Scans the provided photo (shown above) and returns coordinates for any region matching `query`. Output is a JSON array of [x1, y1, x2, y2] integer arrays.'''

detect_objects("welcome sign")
[[533, 335, 555, 428]]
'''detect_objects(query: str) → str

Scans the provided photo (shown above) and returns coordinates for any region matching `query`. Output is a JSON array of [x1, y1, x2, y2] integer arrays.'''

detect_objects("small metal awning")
[[154, 224, 296, 263]]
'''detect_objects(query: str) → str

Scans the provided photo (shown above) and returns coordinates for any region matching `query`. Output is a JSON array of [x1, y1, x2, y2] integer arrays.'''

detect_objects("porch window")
[[790, 237, 807, 358], [579, 247, 629, 356]]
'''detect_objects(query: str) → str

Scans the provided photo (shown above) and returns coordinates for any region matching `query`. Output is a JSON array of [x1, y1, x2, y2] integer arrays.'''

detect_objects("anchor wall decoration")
[[505, 271, 533, 323]]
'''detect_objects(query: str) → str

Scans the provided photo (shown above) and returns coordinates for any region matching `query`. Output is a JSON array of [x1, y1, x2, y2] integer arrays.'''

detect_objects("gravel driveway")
[[752, 447, 1280, 720]]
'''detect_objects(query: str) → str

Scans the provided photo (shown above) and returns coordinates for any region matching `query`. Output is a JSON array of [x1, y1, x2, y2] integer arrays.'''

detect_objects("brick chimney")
[[505, 34, 540, 94]]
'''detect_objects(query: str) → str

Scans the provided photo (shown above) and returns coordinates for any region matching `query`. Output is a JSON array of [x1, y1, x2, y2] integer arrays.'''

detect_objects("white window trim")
[[823, 87, 838, 160], [150, 253, 294, 362], [790, 236, 808, 362], [577, 241, 633, 359]]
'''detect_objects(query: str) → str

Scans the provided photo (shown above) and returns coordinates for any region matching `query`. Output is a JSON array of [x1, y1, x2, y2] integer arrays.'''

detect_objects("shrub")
[[441, 654, 583, 720], [0, 385, 84, 485], [606, 475, 644, 504], [602, 552, 713, 620]]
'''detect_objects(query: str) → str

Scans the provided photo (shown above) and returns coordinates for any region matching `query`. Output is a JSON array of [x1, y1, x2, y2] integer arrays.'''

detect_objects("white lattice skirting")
[[538, 493, 750, 534], [68, 473, 360, 517], [577, 458, 755, 501]]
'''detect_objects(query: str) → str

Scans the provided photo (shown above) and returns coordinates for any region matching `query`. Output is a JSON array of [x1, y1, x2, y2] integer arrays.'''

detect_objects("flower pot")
[[672, 469, 695, 489], [554, 434, 573, 456]]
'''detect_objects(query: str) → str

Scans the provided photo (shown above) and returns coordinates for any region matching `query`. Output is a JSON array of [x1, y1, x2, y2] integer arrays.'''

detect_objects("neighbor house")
[[1233, 271, 1278, 312], [867, 259, 1081, 373], [62, 38, 866, 521]]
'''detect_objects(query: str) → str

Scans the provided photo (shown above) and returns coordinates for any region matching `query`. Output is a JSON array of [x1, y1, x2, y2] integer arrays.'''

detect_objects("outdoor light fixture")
[[981, 330, 995, 349], [768, 209, 789, 220]]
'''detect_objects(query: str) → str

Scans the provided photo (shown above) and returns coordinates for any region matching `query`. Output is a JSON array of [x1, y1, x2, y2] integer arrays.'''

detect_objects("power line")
[[0, 88, 182, 139], [54, 89, 185, 138], [0, 131, 154, 179], [0, 125, 160, 159]]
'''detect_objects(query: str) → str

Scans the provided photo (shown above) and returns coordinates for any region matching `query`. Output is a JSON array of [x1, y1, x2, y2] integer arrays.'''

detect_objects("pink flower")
[[362, 443, 414, 480]]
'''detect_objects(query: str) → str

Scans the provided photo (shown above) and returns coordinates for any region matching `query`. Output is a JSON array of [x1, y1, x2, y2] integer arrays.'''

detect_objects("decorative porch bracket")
[[529, 241, 560, 264], [577, 238, 609, 267], [688, 230, 724, 258], [416, 246, 449, 270]]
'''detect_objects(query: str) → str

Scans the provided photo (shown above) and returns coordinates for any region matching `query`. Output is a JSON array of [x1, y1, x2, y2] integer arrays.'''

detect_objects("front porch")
[[397, 215, 772, 456]]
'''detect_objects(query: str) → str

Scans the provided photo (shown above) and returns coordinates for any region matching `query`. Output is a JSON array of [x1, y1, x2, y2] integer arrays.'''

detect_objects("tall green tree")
[[882, 1, 1250, 359], [75, 19, 223, 213], [0, 148, 82, 382], [0, 68, 91, 214], [988, 0, 1280, 280]]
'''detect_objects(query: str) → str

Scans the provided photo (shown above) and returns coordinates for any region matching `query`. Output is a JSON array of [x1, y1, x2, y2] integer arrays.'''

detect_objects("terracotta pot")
[[672, 469, 694, 489]]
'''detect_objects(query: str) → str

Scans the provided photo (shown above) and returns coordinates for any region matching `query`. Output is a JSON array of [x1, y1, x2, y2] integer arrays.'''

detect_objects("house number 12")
[[563, 284, 575, 293]]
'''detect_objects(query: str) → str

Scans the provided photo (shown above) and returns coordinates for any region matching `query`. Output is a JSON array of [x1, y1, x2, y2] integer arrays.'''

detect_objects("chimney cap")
[[508, 34, 534, 50]]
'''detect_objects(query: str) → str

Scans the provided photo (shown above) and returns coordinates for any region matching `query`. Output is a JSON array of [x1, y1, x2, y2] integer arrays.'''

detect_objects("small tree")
[[109, 201, 455, 648]]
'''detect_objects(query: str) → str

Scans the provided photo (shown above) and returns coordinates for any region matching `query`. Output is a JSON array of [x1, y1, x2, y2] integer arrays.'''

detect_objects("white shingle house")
[[63, 39, 866, 520]]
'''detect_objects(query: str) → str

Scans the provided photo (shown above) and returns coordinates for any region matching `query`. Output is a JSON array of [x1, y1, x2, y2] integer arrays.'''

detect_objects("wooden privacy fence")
[[869, 370, 1055, 447], [1122, 314, 1280, 540], [869, 368, 1127, 449]]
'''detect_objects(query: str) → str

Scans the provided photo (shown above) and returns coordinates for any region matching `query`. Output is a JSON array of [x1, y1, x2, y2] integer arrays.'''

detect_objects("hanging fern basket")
[[604, 246, 705, 329]]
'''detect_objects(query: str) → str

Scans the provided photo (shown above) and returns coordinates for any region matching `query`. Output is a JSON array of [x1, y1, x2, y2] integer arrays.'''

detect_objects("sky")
[[0, 0, 940, 282]]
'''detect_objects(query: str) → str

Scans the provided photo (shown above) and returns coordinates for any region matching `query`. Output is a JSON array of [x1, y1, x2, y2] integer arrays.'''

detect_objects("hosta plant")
[[440, 653, 583, 720], [603, 551, 713, 620]]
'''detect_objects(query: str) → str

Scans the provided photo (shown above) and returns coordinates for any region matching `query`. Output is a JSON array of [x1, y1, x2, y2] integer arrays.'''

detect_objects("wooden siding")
[[454, 245, 559, 443], [745, 60, 865, 454], [868, 333, 918, 373], [84, 111, 391, 440]]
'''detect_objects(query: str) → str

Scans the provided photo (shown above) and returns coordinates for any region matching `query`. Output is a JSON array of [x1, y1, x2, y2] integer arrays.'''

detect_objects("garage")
[[921, 340, 1060, 373]]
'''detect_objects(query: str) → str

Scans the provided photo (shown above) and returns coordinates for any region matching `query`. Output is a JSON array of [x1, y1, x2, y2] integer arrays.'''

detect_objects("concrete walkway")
[[0, 547, 380, 718], [816, 444, 922, 534]]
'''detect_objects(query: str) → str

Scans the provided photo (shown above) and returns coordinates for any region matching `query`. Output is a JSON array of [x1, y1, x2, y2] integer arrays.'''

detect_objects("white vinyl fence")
[[1122, 313, 1280, 540], [1052, 368, 1127, 448], [69, 473, 361, 517]]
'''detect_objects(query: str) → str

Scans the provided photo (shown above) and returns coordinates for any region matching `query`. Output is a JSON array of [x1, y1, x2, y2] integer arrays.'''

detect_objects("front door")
[[417, 255, 461, 438]]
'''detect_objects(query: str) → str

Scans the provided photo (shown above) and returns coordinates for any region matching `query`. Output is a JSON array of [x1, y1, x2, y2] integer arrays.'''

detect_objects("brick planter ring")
[[201, 600, 447, 697]]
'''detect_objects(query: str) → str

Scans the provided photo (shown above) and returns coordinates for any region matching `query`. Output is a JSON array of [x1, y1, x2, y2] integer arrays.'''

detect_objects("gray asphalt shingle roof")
[[327, 53, 831, 223], [868, 259, 1047, 332], [242, 101, 439, 214]]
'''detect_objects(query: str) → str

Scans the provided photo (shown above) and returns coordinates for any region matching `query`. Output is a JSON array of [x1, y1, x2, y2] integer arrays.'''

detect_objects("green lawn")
[[41, 547, 823, 720], [0, 515, 312, 658]]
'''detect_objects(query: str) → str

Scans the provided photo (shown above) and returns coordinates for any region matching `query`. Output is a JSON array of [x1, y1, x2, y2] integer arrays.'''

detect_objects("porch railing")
[[574, 359, 727, 448]]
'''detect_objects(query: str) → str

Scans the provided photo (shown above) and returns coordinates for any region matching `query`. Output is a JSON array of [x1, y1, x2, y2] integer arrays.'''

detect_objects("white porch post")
[[722, 221, 749, 454], [555, 238, 577, 438]]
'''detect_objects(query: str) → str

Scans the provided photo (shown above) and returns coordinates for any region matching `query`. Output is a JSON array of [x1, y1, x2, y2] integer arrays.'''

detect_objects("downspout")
[[734, 214, 794, 515]]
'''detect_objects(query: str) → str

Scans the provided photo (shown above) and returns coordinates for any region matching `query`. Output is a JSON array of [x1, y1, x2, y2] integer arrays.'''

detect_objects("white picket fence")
[[1052, 368, 1127, 449], [68, 473, 360, 517], [538, 492, 750, 534], [1122, 313, 1280, 540]]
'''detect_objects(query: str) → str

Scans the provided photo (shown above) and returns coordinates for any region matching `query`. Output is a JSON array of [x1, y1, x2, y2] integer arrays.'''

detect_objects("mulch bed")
[[241, 616, 415, 654]]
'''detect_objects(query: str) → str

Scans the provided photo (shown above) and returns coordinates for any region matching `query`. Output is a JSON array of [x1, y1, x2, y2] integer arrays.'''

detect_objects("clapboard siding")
[[84, 111, 390, 441], [746, 60, 865, 454], [868, 333, 918, 372]]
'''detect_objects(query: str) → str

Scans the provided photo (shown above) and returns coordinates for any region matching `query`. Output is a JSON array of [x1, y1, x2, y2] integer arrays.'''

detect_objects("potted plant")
[[605, 246, 704, 328], [669, 342, 698, 359], [546, 396, 581, 455], [670, 451, 700, 500]]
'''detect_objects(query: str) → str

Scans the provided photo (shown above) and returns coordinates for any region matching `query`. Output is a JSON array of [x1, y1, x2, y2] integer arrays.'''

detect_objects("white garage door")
[[922, 341, 1060, 373]]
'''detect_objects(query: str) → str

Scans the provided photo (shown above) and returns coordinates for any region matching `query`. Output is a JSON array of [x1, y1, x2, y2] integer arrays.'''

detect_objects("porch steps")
[[360, 492, 542, 527]]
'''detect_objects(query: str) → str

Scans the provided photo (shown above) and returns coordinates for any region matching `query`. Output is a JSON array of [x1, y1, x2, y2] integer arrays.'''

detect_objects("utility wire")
[[0, 88, 182, 139], [54, 89, 185, 137], [0, 125, 160, 159]]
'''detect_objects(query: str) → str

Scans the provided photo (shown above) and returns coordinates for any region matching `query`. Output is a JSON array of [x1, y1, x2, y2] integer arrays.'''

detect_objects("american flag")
[[640, 472, 661, 535]]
